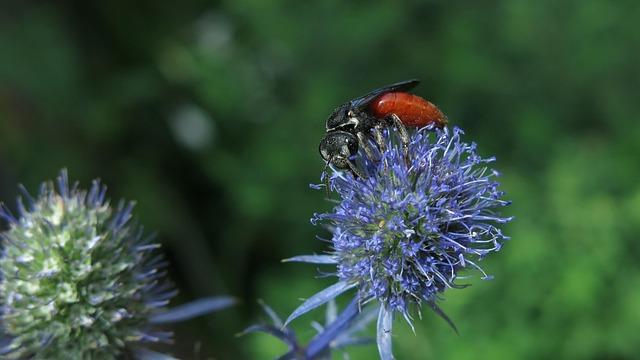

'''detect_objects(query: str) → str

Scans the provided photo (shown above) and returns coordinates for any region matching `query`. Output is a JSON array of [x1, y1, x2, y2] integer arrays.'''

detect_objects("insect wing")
[[350, 79, 420, 110]]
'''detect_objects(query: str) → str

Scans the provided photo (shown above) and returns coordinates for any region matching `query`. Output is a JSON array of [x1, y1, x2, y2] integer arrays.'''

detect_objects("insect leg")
[[346, 159, 366, 179], [339, 144, 367, 179], [371, 125, 386, 154], [371, 125, 389, 170], [388, 114, 411, 165], [356, 132, 378, 162]]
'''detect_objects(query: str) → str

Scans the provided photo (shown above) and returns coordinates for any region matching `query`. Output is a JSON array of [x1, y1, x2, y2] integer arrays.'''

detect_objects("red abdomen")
[[369, 92, 447, 128]]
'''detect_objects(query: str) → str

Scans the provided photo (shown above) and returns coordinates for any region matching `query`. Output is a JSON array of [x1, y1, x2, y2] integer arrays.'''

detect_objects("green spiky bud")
[[0, 171, 175, 359]]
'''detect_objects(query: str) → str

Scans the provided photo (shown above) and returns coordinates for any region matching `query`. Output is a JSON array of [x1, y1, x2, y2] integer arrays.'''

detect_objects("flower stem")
[[304, 297, 359, 359]]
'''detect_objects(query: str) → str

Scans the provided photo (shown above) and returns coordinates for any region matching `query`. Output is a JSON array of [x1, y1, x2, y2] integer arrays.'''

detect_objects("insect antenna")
[[322, 157, 333, 197]]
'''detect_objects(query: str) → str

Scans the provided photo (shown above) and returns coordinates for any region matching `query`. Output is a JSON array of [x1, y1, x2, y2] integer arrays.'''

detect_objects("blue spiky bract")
[[0, 170, 175, 359], [313, 126, 512, 324]]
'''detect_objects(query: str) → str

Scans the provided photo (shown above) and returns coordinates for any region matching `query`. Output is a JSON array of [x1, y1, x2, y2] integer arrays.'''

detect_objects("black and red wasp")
[[319, 79, 447, 178]]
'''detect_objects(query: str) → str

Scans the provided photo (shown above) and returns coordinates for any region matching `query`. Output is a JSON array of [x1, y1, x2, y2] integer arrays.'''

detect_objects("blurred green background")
[[1, 0, 639, 359]]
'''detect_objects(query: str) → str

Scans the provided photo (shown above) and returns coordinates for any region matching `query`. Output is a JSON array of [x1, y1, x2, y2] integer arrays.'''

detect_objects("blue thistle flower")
[[0, 170, 235, 359], [286, 126, 512, 359]]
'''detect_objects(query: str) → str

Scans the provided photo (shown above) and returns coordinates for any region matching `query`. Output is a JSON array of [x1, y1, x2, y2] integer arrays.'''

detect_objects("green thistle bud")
[[0, 170, 175, 359]]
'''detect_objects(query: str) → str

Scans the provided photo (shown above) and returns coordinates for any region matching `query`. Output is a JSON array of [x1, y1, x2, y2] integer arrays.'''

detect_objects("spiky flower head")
[[313, 126, 512, 321], [0, 170, 175, 359]]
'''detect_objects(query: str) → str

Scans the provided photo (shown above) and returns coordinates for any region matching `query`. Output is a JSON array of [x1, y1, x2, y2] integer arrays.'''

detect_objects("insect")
[[319, 79, 446, 178]]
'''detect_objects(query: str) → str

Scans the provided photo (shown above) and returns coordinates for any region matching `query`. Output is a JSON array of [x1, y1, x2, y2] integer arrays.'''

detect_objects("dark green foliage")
[[1, 1, 639, 358]]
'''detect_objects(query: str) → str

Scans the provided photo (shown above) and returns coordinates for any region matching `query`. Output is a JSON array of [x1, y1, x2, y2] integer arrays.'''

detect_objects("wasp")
[[319, 79, 446, 178]]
